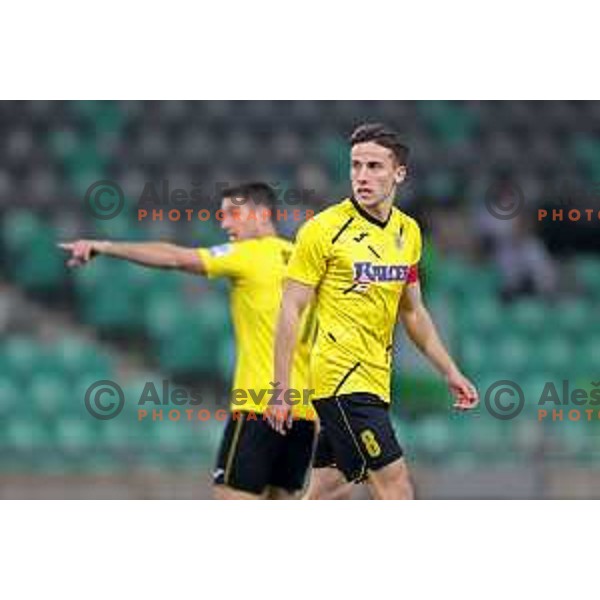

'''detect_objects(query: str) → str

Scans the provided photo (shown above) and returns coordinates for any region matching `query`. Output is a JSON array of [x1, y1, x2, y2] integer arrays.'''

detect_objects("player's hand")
[[265, 390, 294, 435], [58, 240, 106, 267], [447, 370, 479, 411]]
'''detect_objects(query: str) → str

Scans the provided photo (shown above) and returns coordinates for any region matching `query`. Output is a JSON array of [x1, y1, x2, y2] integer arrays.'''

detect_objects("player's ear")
[[395, 165, 407, 185]]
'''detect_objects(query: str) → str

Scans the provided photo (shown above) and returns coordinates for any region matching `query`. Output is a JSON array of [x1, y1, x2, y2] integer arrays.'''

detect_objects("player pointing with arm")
[[270, 124, 478, 500], [61, 183, 318, 500]]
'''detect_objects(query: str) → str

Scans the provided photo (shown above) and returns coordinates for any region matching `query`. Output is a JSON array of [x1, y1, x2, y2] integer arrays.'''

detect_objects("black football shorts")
[[312, 392, 404, 482], [213, 412, 316, 495]]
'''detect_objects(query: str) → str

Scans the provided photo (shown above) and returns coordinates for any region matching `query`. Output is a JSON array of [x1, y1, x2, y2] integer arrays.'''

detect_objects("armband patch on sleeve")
[[209, 243, 232, 257], [407, 264, 419, 284]]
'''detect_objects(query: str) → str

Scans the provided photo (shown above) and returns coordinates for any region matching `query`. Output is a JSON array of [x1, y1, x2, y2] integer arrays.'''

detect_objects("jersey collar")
[[349, 196, 393, 229]]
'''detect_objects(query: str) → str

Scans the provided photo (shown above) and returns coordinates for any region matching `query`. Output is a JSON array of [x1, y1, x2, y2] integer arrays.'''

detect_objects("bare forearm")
[[98, 241, 196, 270], [274, 304, 301, 391], [402, 306, 459, 377]]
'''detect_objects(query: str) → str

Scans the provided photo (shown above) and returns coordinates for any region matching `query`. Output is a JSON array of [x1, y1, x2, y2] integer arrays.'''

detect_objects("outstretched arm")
[[268, 279, 315, 434], [398, 282, 478, 410], [58, 239, 205, 275]]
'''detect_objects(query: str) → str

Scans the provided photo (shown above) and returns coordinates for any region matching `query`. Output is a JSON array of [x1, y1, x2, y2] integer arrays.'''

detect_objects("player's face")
[[220, 196, 261, 241], [351, 142, 406, 207]]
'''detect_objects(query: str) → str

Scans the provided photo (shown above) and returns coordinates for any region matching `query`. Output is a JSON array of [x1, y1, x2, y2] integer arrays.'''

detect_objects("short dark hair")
[[221, 182, 276, 211], [349, 123, 409, 165]]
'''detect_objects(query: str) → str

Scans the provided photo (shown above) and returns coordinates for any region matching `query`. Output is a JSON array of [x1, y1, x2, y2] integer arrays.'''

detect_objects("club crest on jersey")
[[352, 261, 411, 291], [395, 226, 404, 250]]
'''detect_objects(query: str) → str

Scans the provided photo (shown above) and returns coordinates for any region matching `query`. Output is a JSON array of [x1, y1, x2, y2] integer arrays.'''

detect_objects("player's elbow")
[[399, 308, 418, 333], [401, 306, 432, 344], [399, 306, 425, 337], [173, 248, 205, 274]]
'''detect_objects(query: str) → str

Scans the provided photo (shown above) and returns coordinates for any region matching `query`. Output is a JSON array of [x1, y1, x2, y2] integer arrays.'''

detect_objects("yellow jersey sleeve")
[[410, 218, 422, 265], [197, 243, 248, 279], [404, 217, 422, 285], [286, 219, 329, 287]]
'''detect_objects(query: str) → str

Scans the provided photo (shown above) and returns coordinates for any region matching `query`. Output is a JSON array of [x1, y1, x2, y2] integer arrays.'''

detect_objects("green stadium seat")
[[566, 341, 598, 379], [496, 335, 530, 377], [537, 336, 572, 373], [555, 299, 592, 338], [414, 415, 452, 454], [576, 256, 600, 298], [48, 129, 83, 162], [507, 299, 547, 337], [6, 419, 51, 450], [3, 337, 41, 381], [53, 417, 99, 452], [418, 100, 477, 144], [2, 211, 66, 291], [56, 337, 113, 378], [143, 294, 185, 340], [0, 376, 20, 420], [80, 281, 143, 332], [29, 374, 71, 418], [435, 259, 473, 295], [461, 335, 488, 374], [457, 296, 503, 336]]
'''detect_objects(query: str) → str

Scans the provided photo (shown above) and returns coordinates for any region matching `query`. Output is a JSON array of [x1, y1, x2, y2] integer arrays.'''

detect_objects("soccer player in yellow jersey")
[[270, 124, 479, 500], [60, 183, 317, 500]]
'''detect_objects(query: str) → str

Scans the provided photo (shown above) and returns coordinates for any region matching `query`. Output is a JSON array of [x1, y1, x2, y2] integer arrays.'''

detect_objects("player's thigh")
[[367, 456, 414, 500], [305, 467, 354, 500], [313, 393, 404, 484], [269, 419, 316, 496], [212, 413, 276, 497]]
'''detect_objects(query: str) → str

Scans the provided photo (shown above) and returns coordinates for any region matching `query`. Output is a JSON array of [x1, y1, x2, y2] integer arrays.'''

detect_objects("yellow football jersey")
[[286, 197, 422, 403], [197, 235, 316, 419]]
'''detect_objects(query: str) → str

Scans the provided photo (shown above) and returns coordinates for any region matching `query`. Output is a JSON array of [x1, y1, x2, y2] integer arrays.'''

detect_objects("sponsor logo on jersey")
[[353, 262, 412, 283]]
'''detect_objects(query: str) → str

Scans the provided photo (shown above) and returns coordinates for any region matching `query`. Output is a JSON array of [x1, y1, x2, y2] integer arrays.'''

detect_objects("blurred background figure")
[[1, 101, 599, 499], [492, 214, 558, 303]]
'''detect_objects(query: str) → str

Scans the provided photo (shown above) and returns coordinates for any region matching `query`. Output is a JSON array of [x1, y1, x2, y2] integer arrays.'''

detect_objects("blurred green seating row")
[[417, 101, 477, 145], [435, 256, 600, 301], [1, 211, 68, 292], [454, 296, 600, 338], [396, 413, 600, 462], [0, 335, 114, 381], [0, 416, 211, 450], [461, 333, 600, 379], [4, 411, 598, 473], [0, 368, 229, 420], [1, 209, 235, 379]]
